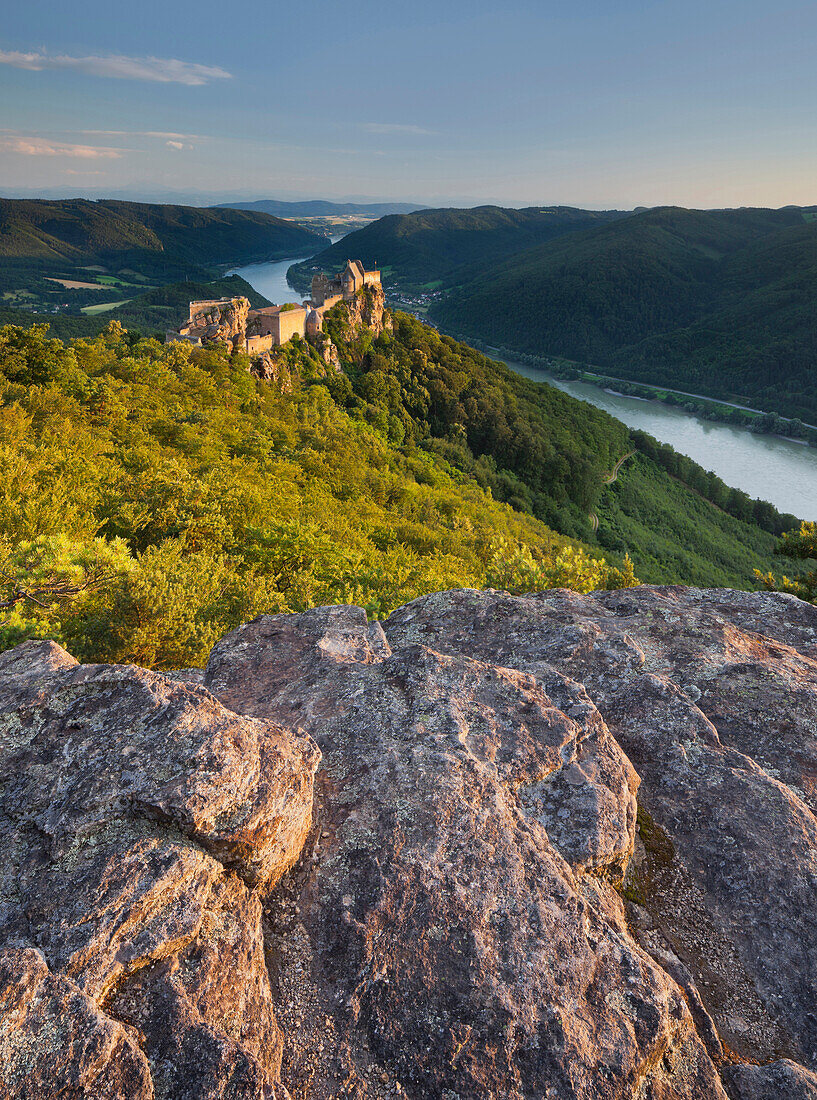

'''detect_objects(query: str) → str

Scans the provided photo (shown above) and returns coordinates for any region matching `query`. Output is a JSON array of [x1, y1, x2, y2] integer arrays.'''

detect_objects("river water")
[[503, 359, 817, 520], [228, 254, 312, 306], [231, 254, 817, 521]]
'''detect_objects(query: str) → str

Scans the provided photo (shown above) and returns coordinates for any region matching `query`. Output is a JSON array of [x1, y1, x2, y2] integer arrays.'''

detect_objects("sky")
[[2, 0, 817, 208]]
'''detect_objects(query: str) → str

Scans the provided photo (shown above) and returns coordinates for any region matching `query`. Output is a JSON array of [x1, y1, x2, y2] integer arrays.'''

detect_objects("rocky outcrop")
[[205, 606, 725, 1099], [251, 349, 295, 392], [193, 296, 251, 352], [6, 586, 817, 1097], [385, 587, 817, 1071], [251, 334, 340, 391], [309, 329, 342, 371], [341, 283, 392, 338], [0, 638, 319, 1099]]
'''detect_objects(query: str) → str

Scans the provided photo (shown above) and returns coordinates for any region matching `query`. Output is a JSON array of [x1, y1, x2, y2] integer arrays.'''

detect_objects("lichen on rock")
[[0, 638, 318, 1099], [6, 586, 817, 1097]]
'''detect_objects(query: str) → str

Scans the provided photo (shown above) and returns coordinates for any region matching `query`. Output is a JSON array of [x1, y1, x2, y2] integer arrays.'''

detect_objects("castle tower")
[[312, 273, 330, 307], [341, 267, 356, 298]]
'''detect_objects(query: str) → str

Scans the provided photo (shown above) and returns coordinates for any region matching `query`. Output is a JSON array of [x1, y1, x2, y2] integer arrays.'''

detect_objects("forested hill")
[[0, 296, 802, 666], [430, 204, 817, 420], [0, 198, 327, 265], [288, 205, 629, 290]]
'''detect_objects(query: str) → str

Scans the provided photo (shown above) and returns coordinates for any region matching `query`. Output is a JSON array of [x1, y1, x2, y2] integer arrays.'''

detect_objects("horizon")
[[4, 0, 817, 208], [3, 188, 817, 215]]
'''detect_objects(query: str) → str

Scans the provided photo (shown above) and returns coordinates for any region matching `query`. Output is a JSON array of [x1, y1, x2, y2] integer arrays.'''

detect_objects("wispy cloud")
[[165, 140, 190, 151], [82, 130, 205, 141], [0, 49, 231, 85], [362, 122, 435, 136], [0, 136, 124, 159]]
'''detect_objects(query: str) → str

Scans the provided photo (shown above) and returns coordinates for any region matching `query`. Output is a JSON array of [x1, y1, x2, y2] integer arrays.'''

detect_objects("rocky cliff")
[[4, 586, 817, 1099], [337, 283, 392, 339], [191, 295, 251, 352]]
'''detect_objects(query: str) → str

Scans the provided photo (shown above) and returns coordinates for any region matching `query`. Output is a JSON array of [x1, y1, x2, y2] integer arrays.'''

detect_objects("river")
[[230, 254, 817, 521], [228, 236, 345, 306], [503, 359, 817, 520], [228, 254, 312, 306]]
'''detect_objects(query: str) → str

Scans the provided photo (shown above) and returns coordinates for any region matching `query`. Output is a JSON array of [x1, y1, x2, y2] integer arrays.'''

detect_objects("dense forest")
[[300, 202, 817, 421], [430, 205, 817, 420], [1, 291, 804, 667], [322, 307, 798, 580], [0, 197, 326, 263], [0, 198, 326, 321], [0, 318, 636, 668]]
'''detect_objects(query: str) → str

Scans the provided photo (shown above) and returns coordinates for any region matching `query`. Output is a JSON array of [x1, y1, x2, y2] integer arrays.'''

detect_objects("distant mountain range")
[[216, 199, 427, 218]]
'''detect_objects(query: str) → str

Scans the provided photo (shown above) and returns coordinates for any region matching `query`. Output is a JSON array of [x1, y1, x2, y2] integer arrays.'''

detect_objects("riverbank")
[[501, 355, 817, 520], [476, 344, 817, 444]]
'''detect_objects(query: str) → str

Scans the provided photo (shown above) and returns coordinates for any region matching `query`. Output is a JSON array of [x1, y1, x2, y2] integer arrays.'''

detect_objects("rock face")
[[0, 639, 319, 1099], [252, 349, 295, 392], [190, 295, 252, 353], [341, 282, 392, 338], [384, 587, 817, 1071], [309, 329, 342, 371], [6, 586, 817, 1097], [205, 606, 725, 1099]]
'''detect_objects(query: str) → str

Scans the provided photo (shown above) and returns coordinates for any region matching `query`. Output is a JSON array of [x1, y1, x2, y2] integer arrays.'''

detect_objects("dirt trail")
[[589, 450, 635, 533]]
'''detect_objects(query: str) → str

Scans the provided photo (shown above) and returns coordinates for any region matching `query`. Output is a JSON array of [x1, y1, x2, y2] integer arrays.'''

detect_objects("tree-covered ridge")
[[321, 304, 796, 586], [0, 320, 636, 668], [0, 297, 800, 669], [429, 205, 817, 421], [0, 197, 327, 263], [0, 274, 271, 341], [288, 205, 628, 292]]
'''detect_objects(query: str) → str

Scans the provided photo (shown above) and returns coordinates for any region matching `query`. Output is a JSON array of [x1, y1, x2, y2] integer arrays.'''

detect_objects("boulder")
[[0, 947, 152, 1100], [205, 606, 726, 1099], [8, 585, 817, 1097], [385, 585, 817, 1071], [0, 639, 319, 1099]]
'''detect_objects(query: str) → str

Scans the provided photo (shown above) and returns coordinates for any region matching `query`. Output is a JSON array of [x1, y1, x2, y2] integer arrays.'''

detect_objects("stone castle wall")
[[246, 334, 275, 355], [169, 263, 381, 352], [275, 307, 308, 343], [187, 298, 233, 324]]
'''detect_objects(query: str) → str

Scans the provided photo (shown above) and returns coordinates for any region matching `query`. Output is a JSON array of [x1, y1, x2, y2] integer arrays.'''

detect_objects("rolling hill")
[[0, 274, 270, 340], [287, 205, 629, 291], [303, 202, 817, 420], [0, 302, 801, 668], [0, 198, 327, 266], [428, 205, 817, 420]]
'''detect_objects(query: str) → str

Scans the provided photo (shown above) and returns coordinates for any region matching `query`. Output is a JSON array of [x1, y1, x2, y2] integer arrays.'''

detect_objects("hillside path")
[[589, 450, 635, 533]]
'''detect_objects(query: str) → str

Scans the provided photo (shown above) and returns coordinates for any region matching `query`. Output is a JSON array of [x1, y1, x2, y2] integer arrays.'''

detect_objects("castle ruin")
[[311, 259, 381, 308], [165, 260, 381, 354]]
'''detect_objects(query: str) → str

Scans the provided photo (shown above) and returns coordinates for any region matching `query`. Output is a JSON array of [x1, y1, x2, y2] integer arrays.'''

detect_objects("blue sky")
[[2, 0, 817, 207]]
